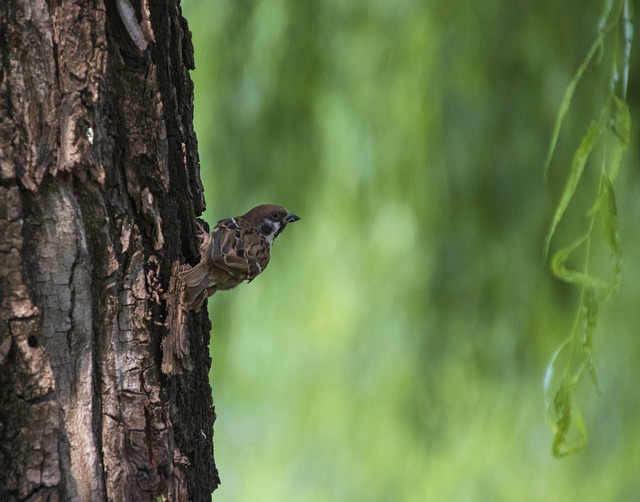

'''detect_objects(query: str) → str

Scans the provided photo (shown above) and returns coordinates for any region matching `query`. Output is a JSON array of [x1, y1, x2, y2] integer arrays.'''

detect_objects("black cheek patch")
[[261, 223, 273, 235]]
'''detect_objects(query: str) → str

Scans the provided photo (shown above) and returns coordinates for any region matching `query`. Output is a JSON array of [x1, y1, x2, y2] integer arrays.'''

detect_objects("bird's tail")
[[178, 262, 212, 309]]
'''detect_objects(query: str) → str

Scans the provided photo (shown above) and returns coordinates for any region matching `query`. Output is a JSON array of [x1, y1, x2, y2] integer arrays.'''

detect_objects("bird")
[[179, 204, 300, 311]]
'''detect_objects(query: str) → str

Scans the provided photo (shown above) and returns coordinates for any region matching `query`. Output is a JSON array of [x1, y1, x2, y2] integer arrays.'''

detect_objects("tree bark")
[[0, 1, 219, 500]]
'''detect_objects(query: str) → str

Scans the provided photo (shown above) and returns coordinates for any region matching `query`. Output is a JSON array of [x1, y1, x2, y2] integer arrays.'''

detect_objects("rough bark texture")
[[0, 1, 219, 500]]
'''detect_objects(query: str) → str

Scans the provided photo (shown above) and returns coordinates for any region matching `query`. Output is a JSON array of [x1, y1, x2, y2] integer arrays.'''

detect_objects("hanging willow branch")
[[543, 0, 632, 458]]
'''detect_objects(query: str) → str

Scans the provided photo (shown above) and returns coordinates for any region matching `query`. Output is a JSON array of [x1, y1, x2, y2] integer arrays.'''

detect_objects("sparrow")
[[179, 204, 300, 311]]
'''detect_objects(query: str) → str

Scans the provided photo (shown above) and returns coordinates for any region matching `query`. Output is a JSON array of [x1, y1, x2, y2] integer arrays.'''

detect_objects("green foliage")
[[543, 0, 632, 458]]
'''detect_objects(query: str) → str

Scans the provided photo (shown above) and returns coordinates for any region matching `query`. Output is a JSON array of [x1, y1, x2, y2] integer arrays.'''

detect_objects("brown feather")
[[178, 262, 211, 304]]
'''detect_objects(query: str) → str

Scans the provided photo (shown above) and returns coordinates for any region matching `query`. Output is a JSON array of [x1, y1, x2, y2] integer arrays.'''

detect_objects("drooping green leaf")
[[549, 380, 571, 452], [551, 234, 609, 290], [549, 380, 588, 458], [608, 97, 631, 182], [544, 120, 603, 257], [599, 174, 623, 292], [582, 287, 598, 351], [544, 343, 569, 417], [582, 288, 601, 393], [611, 96, 631, 143], [543, 33, 605, 178], [544, 339, 572, 407]]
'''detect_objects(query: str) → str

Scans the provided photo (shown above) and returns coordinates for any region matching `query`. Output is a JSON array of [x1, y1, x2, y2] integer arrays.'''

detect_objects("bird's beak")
[[285, 213, 300, 223]]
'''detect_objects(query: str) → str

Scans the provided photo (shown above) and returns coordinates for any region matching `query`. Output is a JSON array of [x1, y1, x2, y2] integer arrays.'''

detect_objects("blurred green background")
[[182, 1, 640, 500]]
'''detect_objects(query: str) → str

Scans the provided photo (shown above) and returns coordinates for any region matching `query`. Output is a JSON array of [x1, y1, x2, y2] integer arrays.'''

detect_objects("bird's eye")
[[271, 211, 280, 219]]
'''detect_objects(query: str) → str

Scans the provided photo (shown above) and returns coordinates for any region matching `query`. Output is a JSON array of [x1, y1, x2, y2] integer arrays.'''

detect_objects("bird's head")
[[243, 204, 300, 245]]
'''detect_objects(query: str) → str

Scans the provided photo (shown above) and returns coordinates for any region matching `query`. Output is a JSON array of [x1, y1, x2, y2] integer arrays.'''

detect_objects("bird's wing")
[[211, 218, 253, 278], [211, 217, 270, 281], [244, 239, 270, 282]]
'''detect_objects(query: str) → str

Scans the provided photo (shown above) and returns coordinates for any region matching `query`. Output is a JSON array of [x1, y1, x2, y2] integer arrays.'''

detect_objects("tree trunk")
[[0, 1, 219, 500]]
